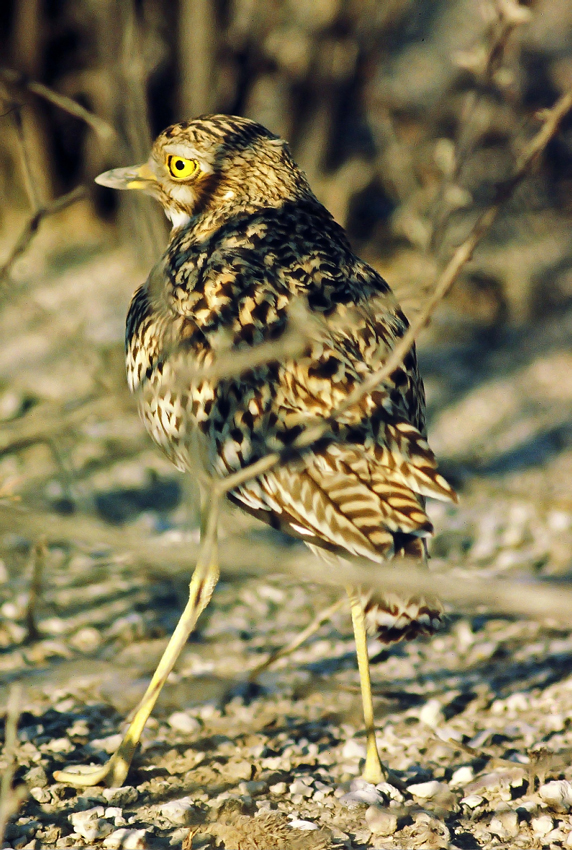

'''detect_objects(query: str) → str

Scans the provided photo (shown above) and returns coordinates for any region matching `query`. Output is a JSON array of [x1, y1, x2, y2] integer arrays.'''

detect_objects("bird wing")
[[230, 296, 456, 561], [146, 201, 456, 561]]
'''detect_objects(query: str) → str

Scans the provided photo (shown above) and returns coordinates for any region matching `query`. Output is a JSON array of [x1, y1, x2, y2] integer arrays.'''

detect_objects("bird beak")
[[95, 161, 158, 191]]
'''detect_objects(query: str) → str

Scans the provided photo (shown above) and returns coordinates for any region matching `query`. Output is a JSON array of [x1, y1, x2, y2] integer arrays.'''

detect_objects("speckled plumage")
[[124, 115, 456, 643]]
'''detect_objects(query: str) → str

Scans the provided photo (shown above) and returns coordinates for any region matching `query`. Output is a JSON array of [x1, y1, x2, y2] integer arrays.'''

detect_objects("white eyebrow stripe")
[[163, 143, 201, 157]]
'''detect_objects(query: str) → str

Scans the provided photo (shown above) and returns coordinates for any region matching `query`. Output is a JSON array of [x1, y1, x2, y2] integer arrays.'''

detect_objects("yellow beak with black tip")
[[95, 162, 157, 192]]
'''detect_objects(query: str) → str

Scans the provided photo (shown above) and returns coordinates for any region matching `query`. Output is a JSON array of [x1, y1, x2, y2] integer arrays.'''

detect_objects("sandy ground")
[[1, 216, 572, 849]]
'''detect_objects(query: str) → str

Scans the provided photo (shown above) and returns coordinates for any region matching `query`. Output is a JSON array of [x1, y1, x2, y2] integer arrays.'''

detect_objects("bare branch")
[[1, 504, 572, 627], [25, 537, 46, 643], [0, 185, 87, 287], [248, 596, 346, 679], [0, 395, 126, 457], [328, 90, 572, 425], [0, 68, 116, 141], [12, 107, 41, 212]]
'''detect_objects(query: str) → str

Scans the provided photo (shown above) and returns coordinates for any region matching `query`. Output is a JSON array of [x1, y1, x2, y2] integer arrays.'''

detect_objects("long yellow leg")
[[54, 497, 220, 788], [347, 587, 387, 784]]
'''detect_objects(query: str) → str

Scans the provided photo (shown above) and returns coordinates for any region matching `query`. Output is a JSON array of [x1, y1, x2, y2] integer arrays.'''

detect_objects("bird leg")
[[54, 497, 220, 788], [247, 596, 345, 681], [347, 587, 387, 784]]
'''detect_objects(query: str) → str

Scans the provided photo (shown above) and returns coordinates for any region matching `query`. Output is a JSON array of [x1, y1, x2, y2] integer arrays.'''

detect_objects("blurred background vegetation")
[[1, 0, 572, 324], [0, 0, 572, 645]]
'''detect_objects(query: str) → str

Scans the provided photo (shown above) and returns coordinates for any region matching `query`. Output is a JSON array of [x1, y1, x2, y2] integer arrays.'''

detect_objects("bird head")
[[95, 114, 309, 230]]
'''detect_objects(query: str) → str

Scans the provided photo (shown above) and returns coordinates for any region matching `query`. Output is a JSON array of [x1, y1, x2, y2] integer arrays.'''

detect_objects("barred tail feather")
[[361, 590, 444, 645]]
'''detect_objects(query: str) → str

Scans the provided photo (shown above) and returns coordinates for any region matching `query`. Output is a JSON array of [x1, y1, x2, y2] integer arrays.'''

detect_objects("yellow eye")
[[166, 155, 199, 180]]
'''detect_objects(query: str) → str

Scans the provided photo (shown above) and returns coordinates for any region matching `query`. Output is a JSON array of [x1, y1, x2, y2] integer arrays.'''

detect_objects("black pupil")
[[175, 160, 185, 171]]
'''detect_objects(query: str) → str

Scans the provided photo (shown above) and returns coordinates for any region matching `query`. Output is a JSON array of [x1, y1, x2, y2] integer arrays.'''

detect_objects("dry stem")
[[1, 504, 572, 627], [0, 185, 86, 287], [0, 395, 125, 457], [0, 68, 115, 141], [12, 107, 41, 212], [25, 537, 46, 643]]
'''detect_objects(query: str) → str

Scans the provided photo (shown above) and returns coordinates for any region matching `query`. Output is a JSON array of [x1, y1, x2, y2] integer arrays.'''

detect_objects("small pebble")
[[289, 818, 318, 830], [104, 807, 127, 826], [376, 782, 404, 803], [69, 626, 102, 652], [260, 755, 283, 770], [341, 739, 366, 760], [24, 766, 48, 788], [103, 827, 148, 849], [90, 733, 123, 754], [69, 807, 113, 841], [30, 787, 51, 804], [461, 794, 484, 809], [289, 779, 313, 797], [44, 737, 73, 754], [518, 799, 538, 814], [340, 779, 382, 808], [239, 780, 268, 796], [419, 699, 444, 728], [365, 806, 398, 836], [102, 786, 139, 806], [225, 759, 253, 781], [313, 789, 330, 802], [407, 780, 446, 799], [531, 814, 554, 836], [158, 797, 195, 826], [269, 782, 287, 795], [168, 711, 200, 734], [489, 810, 519, 839], [449, 766, 474, 788], [539, 780, 572, 813]]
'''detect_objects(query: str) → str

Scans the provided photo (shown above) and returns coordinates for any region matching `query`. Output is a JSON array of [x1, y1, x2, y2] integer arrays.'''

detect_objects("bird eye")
[[166, 155, 199, 180]]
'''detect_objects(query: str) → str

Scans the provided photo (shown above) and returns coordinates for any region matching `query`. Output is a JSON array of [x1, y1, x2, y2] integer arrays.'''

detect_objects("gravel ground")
[[1, 224, 572, 849]]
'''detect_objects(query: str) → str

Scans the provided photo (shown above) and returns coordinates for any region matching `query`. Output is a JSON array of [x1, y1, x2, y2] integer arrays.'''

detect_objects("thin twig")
[[118, 3, 166, 264], [25, 537, 46, 643], [13, 107, 41, 212], [0, 395, 126, 457], [0, 68, 115, 141], [430, 3, 530, 252], [0, 185, 86, 287], [0, 686, 27, 848], [165, 297, 323, 388], [328, 88, 572, 426], [1, 503, 571, 627], [248, 596, 346, 680]]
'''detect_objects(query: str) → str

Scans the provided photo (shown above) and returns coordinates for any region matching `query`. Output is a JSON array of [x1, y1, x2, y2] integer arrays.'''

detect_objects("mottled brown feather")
[[124, 114, 456, 643]]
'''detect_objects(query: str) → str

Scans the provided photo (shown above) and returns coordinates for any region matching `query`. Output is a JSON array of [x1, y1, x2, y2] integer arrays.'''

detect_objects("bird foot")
[[53, 742, 134, 787], [362, 746, 388, 785]]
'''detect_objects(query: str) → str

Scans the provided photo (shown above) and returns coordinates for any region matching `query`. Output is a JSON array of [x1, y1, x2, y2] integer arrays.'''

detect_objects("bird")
[[54, 114, 456, 789]]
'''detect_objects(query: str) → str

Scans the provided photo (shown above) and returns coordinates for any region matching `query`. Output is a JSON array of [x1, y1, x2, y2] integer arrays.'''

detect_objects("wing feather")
[[230, 296, 455, 560]]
